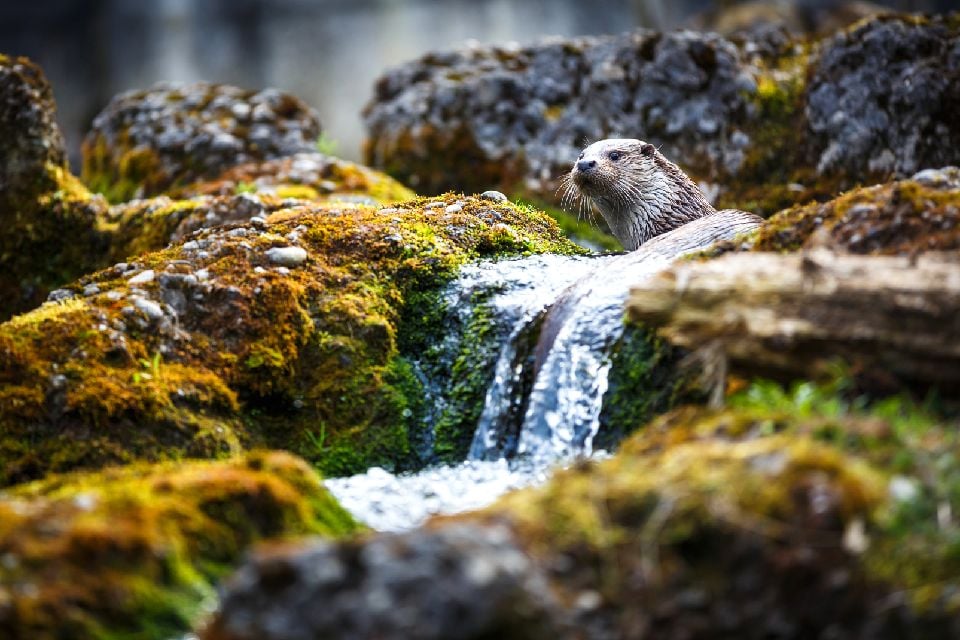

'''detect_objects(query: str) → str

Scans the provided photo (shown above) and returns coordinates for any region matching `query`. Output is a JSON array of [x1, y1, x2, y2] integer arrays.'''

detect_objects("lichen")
[[0, 195, 580, 483], [0, 451, 359, 640]]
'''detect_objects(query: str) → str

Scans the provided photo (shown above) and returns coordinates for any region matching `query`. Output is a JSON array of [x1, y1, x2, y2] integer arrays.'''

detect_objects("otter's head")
[[563, 138, 713, 250]]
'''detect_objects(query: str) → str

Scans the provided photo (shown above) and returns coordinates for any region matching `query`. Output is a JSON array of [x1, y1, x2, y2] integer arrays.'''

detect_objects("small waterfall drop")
[[327, 212, 762, 531]]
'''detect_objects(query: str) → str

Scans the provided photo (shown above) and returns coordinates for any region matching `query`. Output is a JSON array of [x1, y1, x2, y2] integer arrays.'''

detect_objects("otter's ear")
[[641, 143, 655, 157]]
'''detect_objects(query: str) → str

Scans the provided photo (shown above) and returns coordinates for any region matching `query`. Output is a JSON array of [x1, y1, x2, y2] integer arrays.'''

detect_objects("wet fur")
[[562, 139, 723, 251]]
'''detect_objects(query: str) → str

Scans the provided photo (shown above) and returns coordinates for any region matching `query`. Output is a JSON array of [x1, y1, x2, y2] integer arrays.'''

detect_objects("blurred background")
[[1, 0, 952, 166]]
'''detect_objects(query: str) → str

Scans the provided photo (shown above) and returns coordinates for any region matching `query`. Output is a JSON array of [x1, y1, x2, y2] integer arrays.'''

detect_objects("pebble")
[[445, 203, 463, 214], [47, 289, 75, 302], [83, 284, 101, 296], [127, 269, 155, 285], [480, 190, 509, 203], [265, 246, 308, 266], [133, 297, 165, 320]]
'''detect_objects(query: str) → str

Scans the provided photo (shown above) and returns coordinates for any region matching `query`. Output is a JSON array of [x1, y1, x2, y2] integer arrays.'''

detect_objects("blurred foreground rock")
[[204, 392, 960, 639], [0, 451, 358, 640]]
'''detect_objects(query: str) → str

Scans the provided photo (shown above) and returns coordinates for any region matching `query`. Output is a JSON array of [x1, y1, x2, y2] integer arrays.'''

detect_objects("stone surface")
[[203, 524, 561, 640], [0, 451, 358, 640], [806, 15, 960, 180], [203, 386, 960, 639], [82, 82, 322, 201], [363, 14, 960, 216], [0, 195, 578, 485]]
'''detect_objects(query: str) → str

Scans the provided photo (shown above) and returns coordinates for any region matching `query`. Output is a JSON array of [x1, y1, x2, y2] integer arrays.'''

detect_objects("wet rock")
[[0, 195, 578, 484], [806, 15, 960, 180], [0, 451, 358, 640], [82, 82, 321, 202], [204, 524, 561, 640]]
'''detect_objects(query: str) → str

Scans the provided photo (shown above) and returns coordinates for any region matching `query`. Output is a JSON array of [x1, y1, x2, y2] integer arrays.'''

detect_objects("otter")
[[561, 138, 761, 251]]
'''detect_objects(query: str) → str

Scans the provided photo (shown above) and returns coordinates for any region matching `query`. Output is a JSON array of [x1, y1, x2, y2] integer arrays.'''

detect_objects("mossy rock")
[[467, 381, 960, 636], [0, 195, 579, 485], [205, 381, 960, 637], [0, 450, 358, 640], [703, 167, 960, 257], [174, 151, 416, 205], [81, 82, 321, 203]]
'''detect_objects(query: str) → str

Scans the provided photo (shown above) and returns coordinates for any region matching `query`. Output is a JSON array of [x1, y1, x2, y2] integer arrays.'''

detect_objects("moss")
[[595, 324, 703, 452], [431, 291, 501, 462], [0, 451, 359, 640], [173, 152, 416, 205], [0, 195, 579, 483], [513, 196, 620, 252], [455, 378, 960, 632]]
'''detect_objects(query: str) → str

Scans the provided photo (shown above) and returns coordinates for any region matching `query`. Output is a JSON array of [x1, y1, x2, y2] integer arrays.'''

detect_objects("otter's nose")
[[576, 159, 597, 172]]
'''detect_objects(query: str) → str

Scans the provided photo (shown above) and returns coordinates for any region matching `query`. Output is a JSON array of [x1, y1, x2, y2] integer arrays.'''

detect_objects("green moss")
[[595, 324, 702, 451], [514, 197, 620, 252], [0, 195, 579, 482], [0, 451, 359, 640], [450, 378, 960, 632]]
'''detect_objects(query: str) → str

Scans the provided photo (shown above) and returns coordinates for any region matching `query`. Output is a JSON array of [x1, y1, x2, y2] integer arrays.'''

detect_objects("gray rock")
[[481, 190, 509, 202], [265, 246, 308, 267], [207, 524, 563, 640]]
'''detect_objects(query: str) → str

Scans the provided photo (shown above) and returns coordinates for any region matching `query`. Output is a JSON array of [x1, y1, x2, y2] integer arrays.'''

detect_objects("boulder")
[[363, 14, 960, 218], [204, 385, 960, 639], [0, 195, 578, 485], [82, 82, 322, 202], [0, 451, 358, 640]]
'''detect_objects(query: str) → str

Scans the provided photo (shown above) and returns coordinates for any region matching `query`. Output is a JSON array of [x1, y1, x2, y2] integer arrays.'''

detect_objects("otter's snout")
[[576, 159, 597, 172]]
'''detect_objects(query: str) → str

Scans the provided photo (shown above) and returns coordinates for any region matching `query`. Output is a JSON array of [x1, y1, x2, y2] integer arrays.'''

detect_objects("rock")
[[204, 524, 561, 640], [205, 391, 960, 638], [363, 14, 960, 217], [264, 246, 308, 267], [0, 195, 579, 485], [706, 168, 960, 256], [174, 151, 415, 204], [806, 15, 960, 180], [127, 269, 155, 285], [0, 55, 113, 319], [0, 451, 359, 640], [481, 190, 509, 202], [364, 29, 758, 202], [82, 82, 321, 202], [0, 54, 65, 198]]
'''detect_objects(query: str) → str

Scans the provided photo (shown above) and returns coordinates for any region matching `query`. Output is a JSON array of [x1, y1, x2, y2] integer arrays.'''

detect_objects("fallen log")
[[627, 250, 960, 392]]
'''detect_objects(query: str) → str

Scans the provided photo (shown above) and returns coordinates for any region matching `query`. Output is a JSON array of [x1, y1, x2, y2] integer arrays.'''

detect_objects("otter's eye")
[[608, 151, 621, 162]]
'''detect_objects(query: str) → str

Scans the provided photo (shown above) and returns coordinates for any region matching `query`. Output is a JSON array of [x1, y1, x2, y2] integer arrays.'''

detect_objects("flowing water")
[[326, 213, 761, 531]]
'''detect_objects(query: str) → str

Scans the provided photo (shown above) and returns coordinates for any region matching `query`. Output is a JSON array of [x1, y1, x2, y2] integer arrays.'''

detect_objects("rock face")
[[363, 13, 960, 217], [204, 524, 561, 640], [0, 451, 359, 640], [0, 55, 112, 320], [364, 29, 758, 199], [205, 387, 960, 639], [0, 54, 66, 199], [806, 15, 960, 179], [0, 195, 578, 485], [82, 82, 322, 201]]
